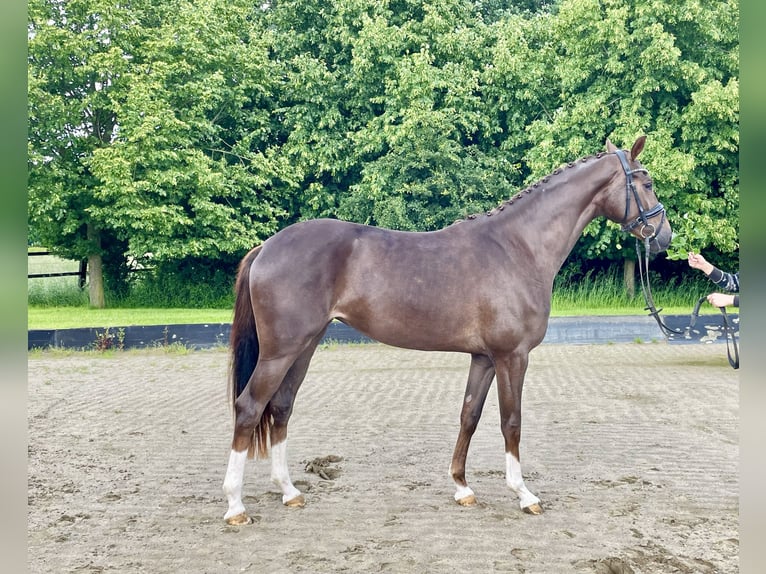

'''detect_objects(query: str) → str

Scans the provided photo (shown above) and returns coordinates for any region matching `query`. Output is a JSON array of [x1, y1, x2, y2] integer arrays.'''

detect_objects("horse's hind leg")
[[223, 354, 298, 525], [268, 339, 323, 507], [449, 354, 495, 506]]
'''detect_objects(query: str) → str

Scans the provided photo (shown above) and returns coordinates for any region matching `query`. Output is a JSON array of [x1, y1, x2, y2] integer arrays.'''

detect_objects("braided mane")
[[454, 152, 607, 224]]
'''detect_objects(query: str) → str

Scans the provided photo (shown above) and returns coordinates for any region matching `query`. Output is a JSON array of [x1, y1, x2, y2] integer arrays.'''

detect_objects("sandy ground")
[[28, 342, 738, 573]]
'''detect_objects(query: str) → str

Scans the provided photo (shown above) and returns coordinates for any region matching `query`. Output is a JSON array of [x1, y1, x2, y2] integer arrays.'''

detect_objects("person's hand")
[[707, 293, 735, 308], [688, 252, 714, 275]]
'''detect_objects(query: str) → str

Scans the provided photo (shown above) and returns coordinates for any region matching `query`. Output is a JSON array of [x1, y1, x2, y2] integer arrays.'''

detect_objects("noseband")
[[615, 149, 665, 241]]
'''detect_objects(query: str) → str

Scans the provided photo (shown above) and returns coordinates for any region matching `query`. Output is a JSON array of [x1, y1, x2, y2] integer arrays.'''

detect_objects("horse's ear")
[[605, 138, 617, 153], [630, 135, 647, 160]]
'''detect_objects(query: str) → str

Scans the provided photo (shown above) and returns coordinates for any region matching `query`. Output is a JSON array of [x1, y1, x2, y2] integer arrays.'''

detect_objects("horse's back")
[[257, 218, 455, 273]]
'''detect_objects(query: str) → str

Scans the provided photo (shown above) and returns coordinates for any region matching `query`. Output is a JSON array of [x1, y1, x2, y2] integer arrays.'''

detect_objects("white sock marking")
[[506, 452, 540, 509], [271, 440, 302, 504], [222, 449, 248, 519], [449, 464, 475, 502], [454, 484, 475, 502]]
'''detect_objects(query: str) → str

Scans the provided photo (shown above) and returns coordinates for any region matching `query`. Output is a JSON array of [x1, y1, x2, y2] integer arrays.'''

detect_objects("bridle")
[[614, 149, 739, 369], [614, 149, 666, 242], [613, 149, 677, 336]]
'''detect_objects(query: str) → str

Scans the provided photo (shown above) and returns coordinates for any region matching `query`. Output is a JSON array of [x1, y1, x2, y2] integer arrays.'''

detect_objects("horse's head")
[[605, 136, 672, 254]]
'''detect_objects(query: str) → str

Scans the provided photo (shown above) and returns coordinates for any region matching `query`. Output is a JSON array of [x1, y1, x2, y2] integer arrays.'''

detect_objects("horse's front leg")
[[449, 354, 495, 506], [495, 350, 543, 515]]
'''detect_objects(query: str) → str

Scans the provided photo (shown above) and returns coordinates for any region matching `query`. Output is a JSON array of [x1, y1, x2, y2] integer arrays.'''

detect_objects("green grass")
[[28, 254, 719, 330], [27, 302, 715, 330], [28, 306, 233, 329], [551, 265, 718, 317]]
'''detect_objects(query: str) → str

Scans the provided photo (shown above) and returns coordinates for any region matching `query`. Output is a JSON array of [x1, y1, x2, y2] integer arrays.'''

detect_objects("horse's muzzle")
[[647, 226, 672, 253]]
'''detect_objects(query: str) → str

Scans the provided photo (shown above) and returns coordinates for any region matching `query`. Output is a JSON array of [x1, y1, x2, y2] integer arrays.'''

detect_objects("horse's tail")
[[229, 244, 271, 459]]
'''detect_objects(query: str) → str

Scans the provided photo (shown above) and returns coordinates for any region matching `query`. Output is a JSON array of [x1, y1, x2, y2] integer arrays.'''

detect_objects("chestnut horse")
[[222, 136, 672, 524]]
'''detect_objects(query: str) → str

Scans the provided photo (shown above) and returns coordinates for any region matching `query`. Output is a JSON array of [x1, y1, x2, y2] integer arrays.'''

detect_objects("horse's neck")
[[482, 159, 611, 275]]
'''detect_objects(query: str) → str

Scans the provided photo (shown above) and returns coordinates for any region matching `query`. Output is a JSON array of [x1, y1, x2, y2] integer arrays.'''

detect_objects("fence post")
[[78, 260, 87, 289]]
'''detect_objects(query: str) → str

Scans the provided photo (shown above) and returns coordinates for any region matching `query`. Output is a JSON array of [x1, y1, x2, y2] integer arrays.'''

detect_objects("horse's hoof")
[[284, 494, 305, 508], [456, 494, 477, 506], [225, 512, 253, 525], [523, 502, 543, 515]]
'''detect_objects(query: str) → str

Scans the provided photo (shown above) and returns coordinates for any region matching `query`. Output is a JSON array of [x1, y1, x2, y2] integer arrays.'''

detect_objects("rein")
[[635, 236, 684, 338], [689, 294, 740, 370], [635, 237, 739, 369]]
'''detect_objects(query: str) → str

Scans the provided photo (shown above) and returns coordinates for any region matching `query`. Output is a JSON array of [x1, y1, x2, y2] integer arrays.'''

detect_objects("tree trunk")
[[87, 224, 106, 308], [623, 258, 636, 300]]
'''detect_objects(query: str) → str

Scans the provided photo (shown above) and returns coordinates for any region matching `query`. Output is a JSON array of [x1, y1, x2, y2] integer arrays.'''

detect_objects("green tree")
[[520, 0, 738, 270], [262, 0, 527, 231], [28, 0, 286, 306], [28, 0, 130, 306], [338, 6, 518, 230], [472, 0, 557, 21]]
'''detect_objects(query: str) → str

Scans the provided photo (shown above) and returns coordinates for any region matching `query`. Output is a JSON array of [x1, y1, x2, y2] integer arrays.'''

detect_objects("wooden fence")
[[28, 251, 88, 288]]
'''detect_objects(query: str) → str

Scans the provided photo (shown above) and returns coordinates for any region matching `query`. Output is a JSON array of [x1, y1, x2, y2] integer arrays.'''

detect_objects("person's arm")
[[707, 269, 739, 294], [689, 252, 739, 293]]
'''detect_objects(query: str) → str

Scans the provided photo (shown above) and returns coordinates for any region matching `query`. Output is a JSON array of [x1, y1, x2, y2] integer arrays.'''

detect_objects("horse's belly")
[[334, 306, 484, 353]]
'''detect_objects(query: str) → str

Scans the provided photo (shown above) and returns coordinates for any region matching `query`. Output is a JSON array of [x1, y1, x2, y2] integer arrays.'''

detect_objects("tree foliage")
[[28, 0, 287, 299], [523, 0, 738, 262], [28, 0, 739, 304]]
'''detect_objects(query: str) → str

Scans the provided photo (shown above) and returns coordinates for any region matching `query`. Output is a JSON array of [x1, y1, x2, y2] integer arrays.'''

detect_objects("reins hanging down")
[[635, 236, 684, 339], [635, 237, 739, 369], [688, 295, 740, 370]]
